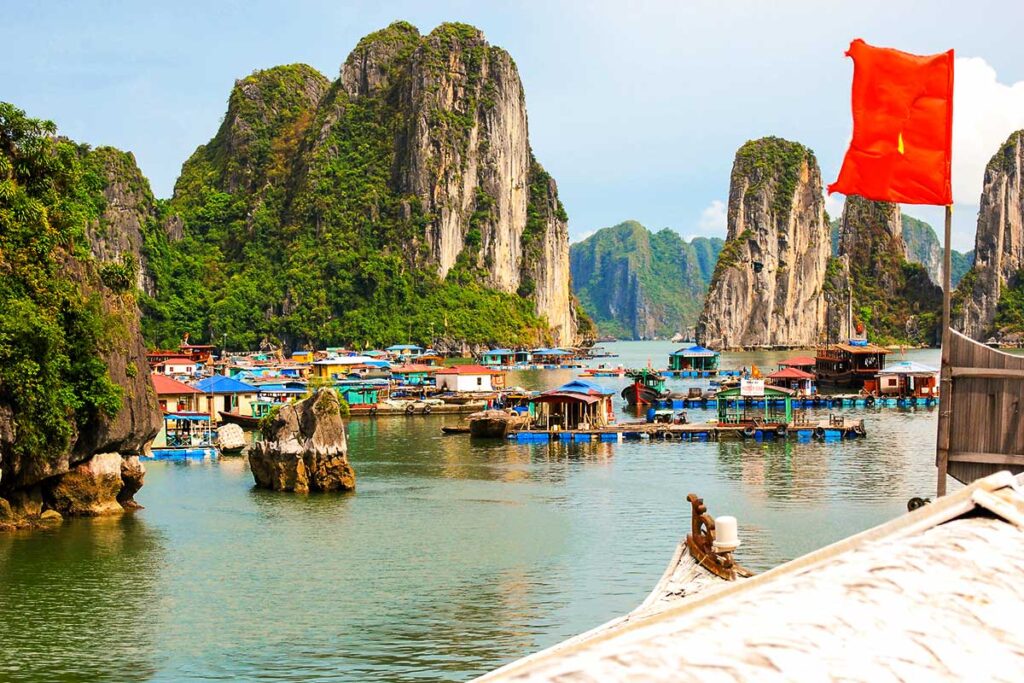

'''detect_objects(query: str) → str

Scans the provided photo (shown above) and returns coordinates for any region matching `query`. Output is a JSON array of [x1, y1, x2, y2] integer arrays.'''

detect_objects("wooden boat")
[[469, 410, 530, 438], [440, 425, 471, 435], [218, 410, 261, 429], [621, 369, 669, 406]]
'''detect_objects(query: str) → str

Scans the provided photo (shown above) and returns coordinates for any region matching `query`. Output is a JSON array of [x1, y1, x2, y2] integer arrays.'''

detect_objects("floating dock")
[[508, 418, 865, 443], [656, 394, 937, 410], [348, 402, 485, 418]]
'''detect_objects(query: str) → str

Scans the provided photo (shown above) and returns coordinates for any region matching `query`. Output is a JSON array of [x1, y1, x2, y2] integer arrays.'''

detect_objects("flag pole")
[[937, 203, 953, 496]]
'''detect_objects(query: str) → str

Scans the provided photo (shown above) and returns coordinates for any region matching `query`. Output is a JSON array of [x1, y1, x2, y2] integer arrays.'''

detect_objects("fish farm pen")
[[507, 418, 866, 443], [656, 394, 939, 410]]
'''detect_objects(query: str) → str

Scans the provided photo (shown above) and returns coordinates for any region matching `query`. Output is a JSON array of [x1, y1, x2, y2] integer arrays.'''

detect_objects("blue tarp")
[[550, 379, 615, 396]]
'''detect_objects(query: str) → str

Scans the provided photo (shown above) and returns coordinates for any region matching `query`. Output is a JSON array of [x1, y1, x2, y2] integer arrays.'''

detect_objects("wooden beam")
[[949, 451, 1024, 466], [949, 367, 1024, 380], [936, 204, 953, 497]]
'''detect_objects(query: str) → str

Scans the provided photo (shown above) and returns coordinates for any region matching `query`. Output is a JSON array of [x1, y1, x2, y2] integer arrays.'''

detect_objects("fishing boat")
[[218, 410, 261, 429], [468, 409, 530, 438], [621, 368, 669, 406]]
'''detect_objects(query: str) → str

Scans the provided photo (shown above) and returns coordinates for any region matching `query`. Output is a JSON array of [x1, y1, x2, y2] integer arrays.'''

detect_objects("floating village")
[[146, 331, 944, 459]]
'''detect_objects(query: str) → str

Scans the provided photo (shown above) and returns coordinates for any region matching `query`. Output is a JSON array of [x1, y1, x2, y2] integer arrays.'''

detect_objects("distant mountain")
[[569, 221, 723, 339], [830, 214, 972, 288]]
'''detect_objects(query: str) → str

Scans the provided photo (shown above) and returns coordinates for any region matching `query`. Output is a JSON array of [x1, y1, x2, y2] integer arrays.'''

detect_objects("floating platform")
[[507, 418, 865, 444], [661, 369, 742, 378], [655, 394, 938, 411], [143, 447, 218, 461], [348, 402, 486, 418]]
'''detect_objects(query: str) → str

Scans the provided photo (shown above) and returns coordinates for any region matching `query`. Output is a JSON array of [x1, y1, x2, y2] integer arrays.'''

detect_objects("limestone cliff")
[[570, 221, 722, 339], [697, 137, 829, 349], [0, 104, 161, 529], [836, 196, 942, 345], [957, 131, 1024, 340], [147, 21, 578, 349]]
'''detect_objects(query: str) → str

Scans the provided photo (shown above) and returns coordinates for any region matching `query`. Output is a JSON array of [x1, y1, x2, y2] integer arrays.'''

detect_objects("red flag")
[[828, 39, 953, 206]]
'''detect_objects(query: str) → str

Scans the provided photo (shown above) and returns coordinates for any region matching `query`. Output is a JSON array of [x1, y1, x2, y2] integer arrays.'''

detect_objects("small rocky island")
[[248, 389, 356, 493]]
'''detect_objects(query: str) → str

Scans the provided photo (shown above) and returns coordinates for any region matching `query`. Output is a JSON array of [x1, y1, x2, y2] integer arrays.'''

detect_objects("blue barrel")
[[646, 408, 656, 423]]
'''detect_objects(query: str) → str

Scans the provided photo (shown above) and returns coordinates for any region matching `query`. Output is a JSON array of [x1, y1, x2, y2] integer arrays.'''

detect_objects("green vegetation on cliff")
[[0, 103, 125, 462], [830, 214, 972, 287], [140, 23, 562, 351], [839, 197, 942, 345], [733, 137, 815, 226], [570, 221, 723, 338]]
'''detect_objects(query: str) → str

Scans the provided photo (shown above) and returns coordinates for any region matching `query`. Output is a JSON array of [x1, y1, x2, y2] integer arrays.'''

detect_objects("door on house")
[[222, 395, 231, 413]]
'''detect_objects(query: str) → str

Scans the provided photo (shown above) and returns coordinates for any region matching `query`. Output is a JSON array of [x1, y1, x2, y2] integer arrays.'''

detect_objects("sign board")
[[740, 379, 764, 397]]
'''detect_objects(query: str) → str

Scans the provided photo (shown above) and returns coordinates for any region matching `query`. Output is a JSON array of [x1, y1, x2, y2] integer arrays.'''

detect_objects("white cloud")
[[824, 193, 845, 221], [696, 199, 727, 236], [953, 57, 1024, 205], [570, 229, 595, 244]]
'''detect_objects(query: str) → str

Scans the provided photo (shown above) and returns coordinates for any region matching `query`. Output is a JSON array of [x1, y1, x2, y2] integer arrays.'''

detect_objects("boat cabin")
[[869, 360, 939, 398], [530, 379, 615, 430], [716, 381, 794, 426], [668, 345, 720, 372], [766, 367, 816, 396], [815, 341, 888, 388], [435, 365, 504, 392]]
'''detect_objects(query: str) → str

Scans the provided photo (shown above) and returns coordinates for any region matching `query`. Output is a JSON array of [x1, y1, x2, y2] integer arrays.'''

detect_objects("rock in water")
[[697, 137, 830, 349], [248, 389, 355, 493], [958, 130, 1024, 340], [216, 423, 246, 453]]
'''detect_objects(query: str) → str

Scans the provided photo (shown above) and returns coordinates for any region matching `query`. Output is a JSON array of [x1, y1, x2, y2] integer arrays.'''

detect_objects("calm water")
[[0, 342, 948, 682]]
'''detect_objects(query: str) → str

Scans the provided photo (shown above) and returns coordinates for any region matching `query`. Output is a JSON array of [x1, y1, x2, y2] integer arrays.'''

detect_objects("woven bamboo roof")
[[479, 471, 1024, 682]]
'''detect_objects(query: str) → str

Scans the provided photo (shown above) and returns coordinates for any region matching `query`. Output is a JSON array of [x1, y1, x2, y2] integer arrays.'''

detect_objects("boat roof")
[[478, 471, 1024, 681], [779, 355, 816, 367], [878, 360, 939, 375], [386, 344, 423, 351], [151, 374, 202, 395], [533, 348, 572, 355], [831, 342, 890, 354], [545, 379, 615, 396], [193, 375, 256, 394]]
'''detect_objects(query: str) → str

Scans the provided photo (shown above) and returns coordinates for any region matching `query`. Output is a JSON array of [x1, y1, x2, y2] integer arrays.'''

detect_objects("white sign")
[[740, 379, 765, 397]]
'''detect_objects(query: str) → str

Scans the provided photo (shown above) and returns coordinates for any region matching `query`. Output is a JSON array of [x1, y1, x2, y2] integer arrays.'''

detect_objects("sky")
[[3, 0, 1023, 252]]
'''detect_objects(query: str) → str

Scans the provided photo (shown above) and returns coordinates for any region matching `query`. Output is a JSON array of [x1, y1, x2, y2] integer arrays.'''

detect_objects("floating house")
[[533, 348, 574, 365], [815, 341, 889, 388], [386, 344, 424, 360], [390, 363, 438, 386], [765, 367, 816, 396], [194, 375, 259, 422], [333, 379, 389, 405], [530, 379, 615, 430], [312, 356, 376, 380], [716, 381, 794, 426], [290, 350, 314, 363], [778, 355, 816, 372], [668, 345, 719, 372], [872, 360, 939, 397], [435, 365, 504, 392], [481, 349, 515, 366], [151, 373, 202, 413], [154, 356, 198, 377]]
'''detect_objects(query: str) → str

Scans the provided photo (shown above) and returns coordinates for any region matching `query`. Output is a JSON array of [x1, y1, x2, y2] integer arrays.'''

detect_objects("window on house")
[[477, 377, 482, 386]]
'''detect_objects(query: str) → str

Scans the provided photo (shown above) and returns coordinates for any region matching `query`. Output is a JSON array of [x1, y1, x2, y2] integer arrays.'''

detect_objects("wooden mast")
[[936, 205, 953, 496]]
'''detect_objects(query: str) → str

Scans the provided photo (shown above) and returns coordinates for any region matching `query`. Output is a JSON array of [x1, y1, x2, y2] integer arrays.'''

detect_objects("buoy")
[[813, 426, 825, 440]]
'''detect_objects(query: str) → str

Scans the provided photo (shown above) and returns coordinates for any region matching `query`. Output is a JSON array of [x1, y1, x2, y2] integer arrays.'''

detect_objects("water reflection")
[[0, 515, 164, 682]]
